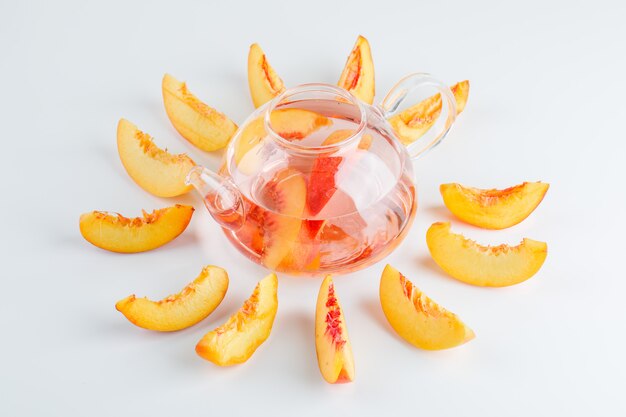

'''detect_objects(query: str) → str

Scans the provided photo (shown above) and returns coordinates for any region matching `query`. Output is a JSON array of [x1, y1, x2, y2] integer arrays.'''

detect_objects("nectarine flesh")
[[440, 181, 549, 229], [388, 80, 470, 145], [162, 73, 237, 152], [196, 273, 278, 366], [117, 118, 195, 198], [338, 35, 375, 104], [79, 205, 194, 253], [248, 43, 286, 108], [315, 275, 355, 383], [115, 265, 228, 331], [426, 222, 548, 287], [380, 264, 475, 350], [257, 168, 307, 271]]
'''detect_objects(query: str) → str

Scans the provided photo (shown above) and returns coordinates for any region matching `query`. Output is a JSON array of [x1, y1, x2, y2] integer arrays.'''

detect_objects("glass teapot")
[[186, 73, 457, 275]]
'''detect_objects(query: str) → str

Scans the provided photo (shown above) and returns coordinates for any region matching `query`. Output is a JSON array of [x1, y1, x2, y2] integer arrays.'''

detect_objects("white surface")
[[1, 0, 625, 415]]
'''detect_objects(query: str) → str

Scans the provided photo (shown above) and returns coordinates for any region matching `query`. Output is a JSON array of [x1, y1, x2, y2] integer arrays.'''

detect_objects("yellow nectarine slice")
[[388, 80, 469, 145], [338, 35, 375, 104], [269, 109, 332, 141], [115, 265, 228, 332], [196, 273, 278, 366], [426, 222, 547, 287], [79, 205, 194, 253], [315, 275, 355, 383], [248, 43, 286, 108], [162, 73, 238, 151], [440, 181, 549, 229], [117, 118, 195, 197], [380, 264, 475, 350]]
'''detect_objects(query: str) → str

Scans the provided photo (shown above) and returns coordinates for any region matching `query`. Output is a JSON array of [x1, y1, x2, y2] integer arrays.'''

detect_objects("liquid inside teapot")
[[218, 98, 416, 275]]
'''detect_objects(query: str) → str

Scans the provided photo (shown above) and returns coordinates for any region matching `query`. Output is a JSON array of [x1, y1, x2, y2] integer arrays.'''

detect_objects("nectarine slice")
[[162, 73, 238, 151], [426, 222, 547, 287], [117, 119, 195, 197], [307, 130, 372, 217], [115, 265, 228, 332], [440, 181, 549, 229], [79, 205, 194, 253], [277, 225, 321, 273], [258, 168, 307, 270], [196, 273, 278, 366], [388, 80, 469, 145], [248, 43, 286, 108], [338, 35, 375, 104], [380, 264, 475, 350], [307, 156, 342, 216], [267, 108, 332, 142], [315, 275, 355, 383]]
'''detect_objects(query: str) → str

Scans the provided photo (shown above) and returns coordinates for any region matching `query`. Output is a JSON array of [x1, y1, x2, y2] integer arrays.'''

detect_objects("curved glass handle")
[[379, 73, 457, 160]]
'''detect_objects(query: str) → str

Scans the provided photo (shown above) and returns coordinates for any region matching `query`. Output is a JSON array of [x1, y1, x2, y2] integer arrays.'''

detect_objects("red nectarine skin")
[[325, 283, 346, 350]]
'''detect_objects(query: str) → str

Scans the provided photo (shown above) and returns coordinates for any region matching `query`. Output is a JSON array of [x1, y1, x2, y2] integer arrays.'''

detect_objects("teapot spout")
[[185, 166, 246, 231]]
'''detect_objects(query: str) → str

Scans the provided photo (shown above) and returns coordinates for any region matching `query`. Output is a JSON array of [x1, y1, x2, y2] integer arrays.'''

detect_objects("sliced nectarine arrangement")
[[388, 80, 470, 145], [116, 265, 228, 331], [440, 181, 549, 229], [315, 275, 355, 383], [196, 273, 278, 366], [248, 43, 286, 108], [162, 73, 238, 151], [117, 118, 195, 197], [426, 222, 547, 287], [338, 35, 375, 104], [75, 36, 561, 379], [380, 264, 475, 350], [79, 204, 193, 253]]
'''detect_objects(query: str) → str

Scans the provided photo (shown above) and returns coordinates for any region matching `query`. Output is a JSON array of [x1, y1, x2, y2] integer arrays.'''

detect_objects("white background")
[[1, 0, 625, 415]]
